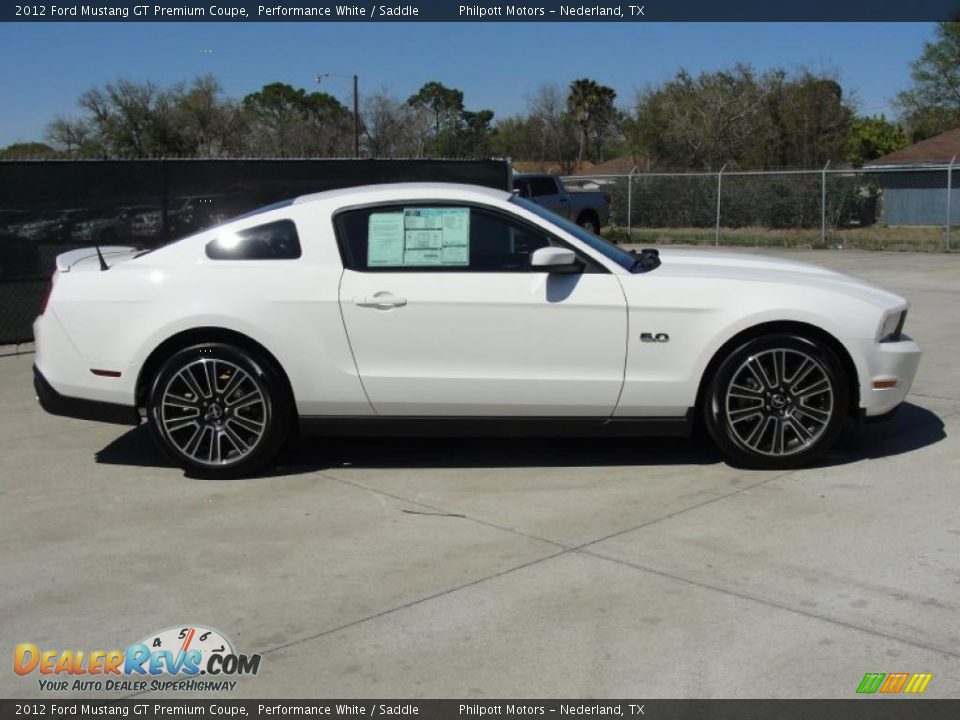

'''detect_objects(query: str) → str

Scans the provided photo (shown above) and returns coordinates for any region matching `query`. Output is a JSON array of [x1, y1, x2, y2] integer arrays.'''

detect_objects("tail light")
[[603, 193, 612, 205], [39, 275, 55, 315]]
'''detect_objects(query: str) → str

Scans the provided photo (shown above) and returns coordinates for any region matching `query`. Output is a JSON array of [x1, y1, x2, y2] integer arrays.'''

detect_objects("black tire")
[[577, 212, 600, 234], [704, 333, 849, 469], [147, 342, 292, 478]]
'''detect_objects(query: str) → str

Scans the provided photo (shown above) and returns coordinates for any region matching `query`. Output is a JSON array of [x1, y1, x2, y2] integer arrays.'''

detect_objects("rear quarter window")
[[206, 219, 301, 260]]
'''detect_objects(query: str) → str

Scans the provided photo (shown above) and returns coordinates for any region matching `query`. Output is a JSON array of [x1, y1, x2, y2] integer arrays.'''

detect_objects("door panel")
[[334, 201, 627, 417], [339, 270, 627, 416]]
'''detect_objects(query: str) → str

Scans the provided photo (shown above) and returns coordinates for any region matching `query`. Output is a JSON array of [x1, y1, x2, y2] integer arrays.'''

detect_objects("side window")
[[337, 205, 552, 273], [529, 177, 559, 197], [512, 178, 532, 198], [206, 219, 301, 260]]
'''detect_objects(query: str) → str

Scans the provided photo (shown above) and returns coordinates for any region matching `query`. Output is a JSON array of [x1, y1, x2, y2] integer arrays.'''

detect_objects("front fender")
[[614, 277, 881, 417]]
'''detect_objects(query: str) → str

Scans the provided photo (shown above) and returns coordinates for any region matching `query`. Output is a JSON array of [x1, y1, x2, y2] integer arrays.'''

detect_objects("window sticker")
[[367, 212, 405, 266], [366, 207, 470, 268]]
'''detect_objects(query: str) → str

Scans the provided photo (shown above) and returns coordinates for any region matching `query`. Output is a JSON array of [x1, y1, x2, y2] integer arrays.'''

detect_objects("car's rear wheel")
[[704, 333, 849, 469], [147, 343, 291, 478]]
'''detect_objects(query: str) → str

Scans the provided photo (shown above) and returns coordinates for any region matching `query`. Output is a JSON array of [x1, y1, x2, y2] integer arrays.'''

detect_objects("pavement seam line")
[[569, 469, 796, 551], [306, 401, 959, 556], [255, 548, 569, 658], [580, 548, 960, 660], [575, 402, 960, 551], [122, 547, 572, 699], [315, 470, 572, 550]]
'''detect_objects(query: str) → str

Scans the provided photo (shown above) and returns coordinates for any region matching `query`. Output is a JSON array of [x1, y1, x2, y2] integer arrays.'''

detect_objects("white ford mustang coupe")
[[33, 183, 921, 477]]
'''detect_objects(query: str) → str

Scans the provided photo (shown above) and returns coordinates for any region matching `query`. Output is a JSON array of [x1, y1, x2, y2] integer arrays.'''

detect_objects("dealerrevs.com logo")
[[14, 625, 261, 693]]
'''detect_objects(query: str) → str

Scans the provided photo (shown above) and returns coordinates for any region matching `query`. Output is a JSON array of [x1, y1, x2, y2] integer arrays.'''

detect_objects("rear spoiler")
[[55, 246, 140, 273]]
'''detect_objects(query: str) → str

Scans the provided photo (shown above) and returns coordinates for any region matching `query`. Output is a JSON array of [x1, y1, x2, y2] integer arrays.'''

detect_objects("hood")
[[55, 246, 141, 273], [650, 248, 907, 310]]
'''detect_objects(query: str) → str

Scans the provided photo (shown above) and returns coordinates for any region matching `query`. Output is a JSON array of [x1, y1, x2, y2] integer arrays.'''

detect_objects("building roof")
[[866, 127, 960, 168]]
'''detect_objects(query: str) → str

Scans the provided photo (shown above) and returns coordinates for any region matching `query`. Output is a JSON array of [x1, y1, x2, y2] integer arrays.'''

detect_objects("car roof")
[[292, 182, 512, 206]]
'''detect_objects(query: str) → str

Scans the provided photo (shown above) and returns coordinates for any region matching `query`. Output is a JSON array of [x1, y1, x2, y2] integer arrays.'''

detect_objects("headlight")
[[878, 309, 906, 343]]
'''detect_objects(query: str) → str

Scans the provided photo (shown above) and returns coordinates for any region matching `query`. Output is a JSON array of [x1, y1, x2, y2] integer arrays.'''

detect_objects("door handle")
[[354, 293, 407, 309]]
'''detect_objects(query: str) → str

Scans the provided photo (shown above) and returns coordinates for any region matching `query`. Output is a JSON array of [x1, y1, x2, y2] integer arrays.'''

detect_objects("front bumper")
[[860, 338, 922, 417], [34, 365, 140, 426]]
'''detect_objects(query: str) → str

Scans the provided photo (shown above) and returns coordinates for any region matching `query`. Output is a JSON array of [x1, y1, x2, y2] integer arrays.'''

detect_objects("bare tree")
[[363, 91, 425, 157], [171, 75, 248, 158], [46, 115, 96, 155], [491, 85, 580, 171], [77, 78, 175, 157], [529, 85, 580, 171]]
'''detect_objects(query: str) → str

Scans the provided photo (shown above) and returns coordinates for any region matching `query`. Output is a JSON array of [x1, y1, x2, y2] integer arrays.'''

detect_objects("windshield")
[[509, 195, 639, 272]]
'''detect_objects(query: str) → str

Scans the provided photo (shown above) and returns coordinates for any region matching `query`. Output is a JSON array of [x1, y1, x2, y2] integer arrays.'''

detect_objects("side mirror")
[[530, 246, 582, 273]]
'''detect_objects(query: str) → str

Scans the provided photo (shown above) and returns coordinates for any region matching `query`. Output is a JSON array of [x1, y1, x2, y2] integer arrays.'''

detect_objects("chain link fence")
[[563, 164, 959, 252]]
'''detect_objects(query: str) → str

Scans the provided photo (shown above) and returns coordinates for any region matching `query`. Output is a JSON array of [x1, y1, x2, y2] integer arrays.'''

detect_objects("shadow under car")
[[93, 402, 946, 480]]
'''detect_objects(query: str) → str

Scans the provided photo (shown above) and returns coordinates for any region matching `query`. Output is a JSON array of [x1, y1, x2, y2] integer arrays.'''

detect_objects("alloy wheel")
[[723, 347, 835, 457], [158, 358, 269, 466]]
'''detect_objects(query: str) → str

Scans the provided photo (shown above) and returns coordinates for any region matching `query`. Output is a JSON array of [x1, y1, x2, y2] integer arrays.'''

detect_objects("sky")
[[0, 22, 936, 146]]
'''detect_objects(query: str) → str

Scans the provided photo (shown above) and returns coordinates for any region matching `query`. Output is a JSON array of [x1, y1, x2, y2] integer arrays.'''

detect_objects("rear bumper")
[[33, 365, 140, 426]]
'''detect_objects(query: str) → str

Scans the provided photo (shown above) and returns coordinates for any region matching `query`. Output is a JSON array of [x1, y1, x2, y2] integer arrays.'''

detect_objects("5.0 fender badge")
[[640, 332, 670, 343]]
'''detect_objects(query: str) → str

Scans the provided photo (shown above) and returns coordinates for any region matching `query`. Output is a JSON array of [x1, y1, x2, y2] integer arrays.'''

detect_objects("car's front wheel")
[[147, 343, 291, 478], [704, 333, 849, 469]]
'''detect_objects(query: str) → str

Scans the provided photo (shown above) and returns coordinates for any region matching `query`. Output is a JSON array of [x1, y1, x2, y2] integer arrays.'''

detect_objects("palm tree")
[[567, 78, 617, 168]]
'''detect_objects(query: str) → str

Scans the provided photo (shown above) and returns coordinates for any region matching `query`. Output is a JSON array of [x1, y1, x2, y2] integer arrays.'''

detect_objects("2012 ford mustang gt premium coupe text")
[[33, 183, 921, 477]]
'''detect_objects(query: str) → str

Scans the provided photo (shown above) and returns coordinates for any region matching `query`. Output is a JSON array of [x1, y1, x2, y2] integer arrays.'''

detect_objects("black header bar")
[[3, 0, 959, 22]]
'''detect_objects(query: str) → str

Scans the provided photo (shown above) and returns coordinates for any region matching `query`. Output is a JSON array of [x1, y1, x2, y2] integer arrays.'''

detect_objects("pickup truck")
[[512, 173, 610, 234]]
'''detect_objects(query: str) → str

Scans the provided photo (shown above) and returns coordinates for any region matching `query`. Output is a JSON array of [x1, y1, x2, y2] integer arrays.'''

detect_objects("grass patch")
[[603, 225, 955, 252]]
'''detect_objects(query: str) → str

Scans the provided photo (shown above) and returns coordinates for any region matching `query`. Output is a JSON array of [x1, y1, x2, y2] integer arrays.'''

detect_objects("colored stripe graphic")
[[857, 672, 932, 694], [857, 673, 886, 694], [879, 672, 909, 693], [904, 673, 933, 694]]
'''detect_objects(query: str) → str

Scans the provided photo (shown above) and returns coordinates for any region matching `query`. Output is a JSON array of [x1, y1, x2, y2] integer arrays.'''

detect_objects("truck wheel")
[[577, 212, 600, 234], [147, 342, 291, 478]]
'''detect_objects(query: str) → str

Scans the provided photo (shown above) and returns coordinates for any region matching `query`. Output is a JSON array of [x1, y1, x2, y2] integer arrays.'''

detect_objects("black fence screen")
[[0, 158, 510, 344]]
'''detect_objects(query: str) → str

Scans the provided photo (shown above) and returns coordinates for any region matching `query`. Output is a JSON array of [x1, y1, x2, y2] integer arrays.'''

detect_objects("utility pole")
[[353, 74, 360, 159], [317, 72, 361, 158]]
